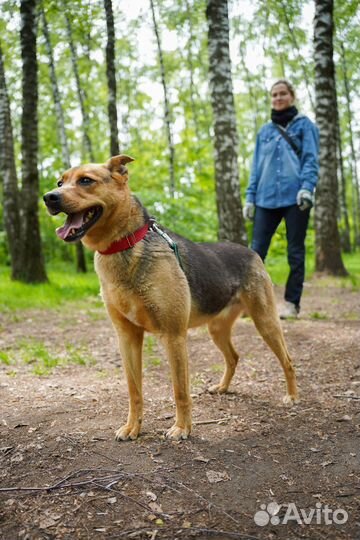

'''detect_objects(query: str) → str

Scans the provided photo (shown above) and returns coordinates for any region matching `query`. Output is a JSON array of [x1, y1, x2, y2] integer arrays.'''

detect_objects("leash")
[[98, 218, 184, 271], [149, 220, 184, 270]]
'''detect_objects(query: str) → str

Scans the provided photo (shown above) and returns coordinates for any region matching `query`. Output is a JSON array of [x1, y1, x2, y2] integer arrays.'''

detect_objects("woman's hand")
[[243, 202, 255, 221], [297, 189, 313, 211]]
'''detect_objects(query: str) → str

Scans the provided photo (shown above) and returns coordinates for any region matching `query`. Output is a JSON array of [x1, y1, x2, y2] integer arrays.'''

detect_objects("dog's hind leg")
[[208, 304, 242, 394], [240, 274, 298, 405], [108, 310, 145, 441]]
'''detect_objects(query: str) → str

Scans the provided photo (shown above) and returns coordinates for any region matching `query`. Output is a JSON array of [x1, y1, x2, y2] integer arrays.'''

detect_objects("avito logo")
[[254, 501, 348, 526]]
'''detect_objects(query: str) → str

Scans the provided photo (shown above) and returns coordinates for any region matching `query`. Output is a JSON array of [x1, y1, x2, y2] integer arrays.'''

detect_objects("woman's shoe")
[[279, 301, 299, 319]]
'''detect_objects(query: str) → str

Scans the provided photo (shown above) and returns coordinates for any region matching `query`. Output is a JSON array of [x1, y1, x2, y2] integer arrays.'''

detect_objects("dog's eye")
[[79, 177, 94, 186], [57, 180, 63, 187]]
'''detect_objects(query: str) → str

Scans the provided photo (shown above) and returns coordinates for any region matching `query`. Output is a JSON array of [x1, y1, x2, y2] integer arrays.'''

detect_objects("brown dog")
[[43, 155, 298, 441]]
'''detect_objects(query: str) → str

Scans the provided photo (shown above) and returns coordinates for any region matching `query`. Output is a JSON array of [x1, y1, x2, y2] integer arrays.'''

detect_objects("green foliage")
[[0, 0, 359, 274]]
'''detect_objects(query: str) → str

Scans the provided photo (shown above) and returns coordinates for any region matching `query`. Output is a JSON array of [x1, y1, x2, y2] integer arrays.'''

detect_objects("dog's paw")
[[115, 423, 140, 441], [282, 394, 299, 407], [208, 383, 229, 395], [166, 424, 191, 441]]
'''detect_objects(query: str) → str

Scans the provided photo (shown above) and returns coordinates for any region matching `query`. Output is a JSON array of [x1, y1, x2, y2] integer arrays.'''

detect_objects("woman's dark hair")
[[270, 79, 296, 99]]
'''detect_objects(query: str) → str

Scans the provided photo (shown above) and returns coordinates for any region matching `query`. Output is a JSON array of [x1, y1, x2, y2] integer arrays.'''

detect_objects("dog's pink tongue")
[[56, 212, 84, 240]]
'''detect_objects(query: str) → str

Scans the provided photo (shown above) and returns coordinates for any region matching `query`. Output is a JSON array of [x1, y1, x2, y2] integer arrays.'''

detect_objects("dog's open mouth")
[[56, 206, 103, 242]]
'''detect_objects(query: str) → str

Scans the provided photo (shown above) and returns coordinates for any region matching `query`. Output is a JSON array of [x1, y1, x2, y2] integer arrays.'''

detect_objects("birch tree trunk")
[[41, 8, 87, 272], [184, 0, 201, 143], [313, 0, 347, 275], [65, 12, 95, 162], [335, 88, 351, 252], [150, 0, 175, 197], [239, 40, 259, 135], [206, 0, 247, 245], [0, 43, 22, 280], [104, 0, 120, 156], [19, 0, 47, 283], [340, 42, 360, 247]]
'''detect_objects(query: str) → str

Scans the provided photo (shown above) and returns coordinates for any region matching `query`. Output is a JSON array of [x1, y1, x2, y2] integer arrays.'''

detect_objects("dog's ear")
[[106, 155, 135, 176]]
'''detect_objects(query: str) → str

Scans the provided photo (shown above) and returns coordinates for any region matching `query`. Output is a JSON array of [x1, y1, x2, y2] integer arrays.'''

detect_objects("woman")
[[243, 79, 319, 319]]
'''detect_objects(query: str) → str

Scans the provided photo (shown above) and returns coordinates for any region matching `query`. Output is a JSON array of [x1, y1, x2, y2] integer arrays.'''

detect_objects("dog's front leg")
[[162, 334, 192, 440], [109, 312, 144, 441]]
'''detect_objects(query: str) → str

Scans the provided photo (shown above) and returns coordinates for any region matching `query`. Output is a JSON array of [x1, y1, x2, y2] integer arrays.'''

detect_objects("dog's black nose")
[[43, 191, 61, 206]]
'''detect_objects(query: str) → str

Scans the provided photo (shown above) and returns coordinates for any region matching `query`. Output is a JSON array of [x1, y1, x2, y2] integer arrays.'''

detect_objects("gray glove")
[[243, 202, 255, 221], [296, 189, 313, 211]]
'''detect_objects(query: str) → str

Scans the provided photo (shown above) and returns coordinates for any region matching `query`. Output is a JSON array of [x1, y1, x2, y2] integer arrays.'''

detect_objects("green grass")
[[210, 362, 224, 373], [0, 249, 359, 315], [143, 335, 162, 368], [266, 250, 360, 289], [309, 311, 329, 320], [0, 262, 100, 312], [0, 351, 11, 365], [2, 338, 96, 376]]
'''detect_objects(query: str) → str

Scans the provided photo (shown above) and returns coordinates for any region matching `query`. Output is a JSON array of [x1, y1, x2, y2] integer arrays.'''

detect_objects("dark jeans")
[[251, 205, 310, 307]]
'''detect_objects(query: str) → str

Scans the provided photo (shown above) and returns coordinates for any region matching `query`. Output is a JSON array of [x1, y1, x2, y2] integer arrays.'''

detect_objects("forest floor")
[[1, 278, 360, 540]]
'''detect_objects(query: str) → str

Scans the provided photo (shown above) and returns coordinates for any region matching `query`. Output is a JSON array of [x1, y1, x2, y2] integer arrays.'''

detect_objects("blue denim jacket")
[[246, 115, 319, 208]]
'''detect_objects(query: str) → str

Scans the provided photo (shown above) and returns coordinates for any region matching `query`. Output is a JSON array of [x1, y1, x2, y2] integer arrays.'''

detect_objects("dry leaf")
[[206, 470, 230, 483], [149, 501, 163, 513], [146, 491, 157, 501], [194, 455, 209, 463]]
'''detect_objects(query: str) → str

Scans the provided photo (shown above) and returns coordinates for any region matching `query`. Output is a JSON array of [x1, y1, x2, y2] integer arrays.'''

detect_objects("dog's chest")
[[96, 256, 158, 331]]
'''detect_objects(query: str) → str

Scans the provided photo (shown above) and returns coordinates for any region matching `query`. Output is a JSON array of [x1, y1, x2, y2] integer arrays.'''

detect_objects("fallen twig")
[[91, 481, 170, 518], [113, 527, 258, 539], [0, 468, 124, 494], [0, 466, 239, 526], [175, 480, 240, 525], [193, 416, 234, 426], [333, 394, 360, 400]]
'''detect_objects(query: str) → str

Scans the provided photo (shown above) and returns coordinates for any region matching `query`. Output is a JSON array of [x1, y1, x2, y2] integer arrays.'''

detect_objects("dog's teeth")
[[85, 210, 94, 223]]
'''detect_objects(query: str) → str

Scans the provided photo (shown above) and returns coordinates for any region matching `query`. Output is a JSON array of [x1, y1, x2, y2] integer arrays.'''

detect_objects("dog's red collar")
[[98, 222, 150, 255]]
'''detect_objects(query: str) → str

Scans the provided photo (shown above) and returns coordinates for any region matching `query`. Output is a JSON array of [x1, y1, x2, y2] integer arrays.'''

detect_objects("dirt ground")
[[1, 279, 360, 540]]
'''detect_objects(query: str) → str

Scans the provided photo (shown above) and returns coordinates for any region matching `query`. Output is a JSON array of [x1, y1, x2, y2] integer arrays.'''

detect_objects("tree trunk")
[[41, 8, 71, 168], [150, 0, 175, 198], [104, 0, 120, 157], [184, 0, 201, 143], [41, 8, 87, 273], [0, 43, 22, 279], [313, 0, 347, 275], [335, 85, 351, 252], [206, 0, 247, 245], [19, 0, 47, 283], [340, 42, 360, 247], [65, 12, 95, 162], [239, 39, 260, 135]]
